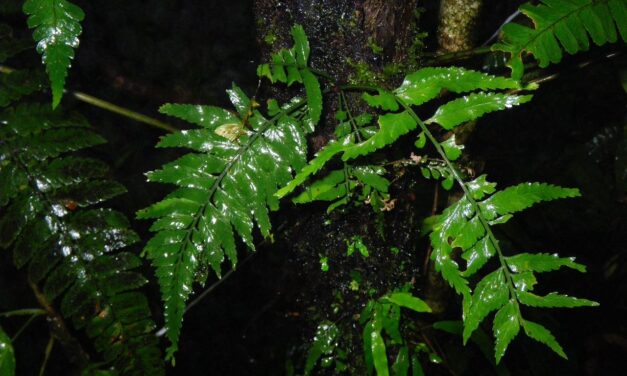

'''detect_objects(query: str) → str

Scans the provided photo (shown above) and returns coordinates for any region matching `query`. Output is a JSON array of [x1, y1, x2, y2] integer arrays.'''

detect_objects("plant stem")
[[39, 336, 55, 376], [11, 314, 40, 341], [71, 92, 178, 133], [0, 308, 46, 317], [0, 64, 177, 133]]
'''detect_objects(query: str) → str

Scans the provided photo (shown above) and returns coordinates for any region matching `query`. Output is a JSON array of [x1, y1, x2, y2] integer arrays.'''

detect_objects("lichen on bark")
[[437, 0, 483, 53]]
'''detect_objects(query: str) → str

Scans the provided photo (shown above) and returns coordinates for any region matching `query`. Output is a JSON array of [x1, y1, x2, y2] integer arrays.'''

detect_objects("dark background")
[[1, 0, 626, 374]]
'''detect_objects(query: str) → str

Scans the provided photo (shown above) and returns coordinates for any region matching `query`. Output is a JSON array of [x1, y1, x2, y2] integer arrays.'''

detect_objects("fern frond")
[[23, 0, 85, 108], [0, 69, 47, 108], [139, 85, 311, 359], [394, 67, 521, 106], [258, 24, 323, 128], [425, 174, 596, 361], [494, 0, 627, 80], [0, 104, 164, 375]]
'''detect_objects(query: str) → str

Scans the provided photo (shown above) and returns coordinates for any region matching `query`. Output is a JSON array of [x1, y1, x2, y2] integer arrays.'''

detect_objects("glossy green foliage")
[[0, 69, 46, 108], [139, 85, 312, 360], [278, 67, 527, 211], [257, 24, 322, 128], [426, 93, 532, 130], [427, 175, 597, 362], [361, 292, 431, 376], [292, 164, 390, 213], [0, 104, 164, 375], [304, 321, 340, 375], [494, 0, 627, 80], [23, 0, 85, 108], [0, 327, 15, 376]]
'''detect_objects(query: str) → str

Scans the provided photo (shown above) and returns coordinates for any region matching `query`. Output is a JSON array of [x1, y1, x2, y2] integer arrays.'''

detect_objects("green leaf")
[[463, 268, 509, 343], [494, 0, 626, 80], [427, 93, 533, 130], [493, 300, 520, 364], [159, 103, 239, 129], [352, 166, 390, 193], [291, 24, 310, 66], [363, 90, 399, 111], [414, 132, 426, 149], [0, 327, 15, 376], [276, 137, 351, 198], [440, 135, 464, 161], [505, 253, 586, 273], [395, 67, 520, 106], [293, 169, 346, 203], [23, 0, 85, 108], [342, 111, 417, 160], [521, 320, 567, 359], [383, 292, 432, 313], [392, 346, 409, 376], [301, 68, 322, 126], [481, 182, 580, 220], [371, 327, 389, 376], [517, 291, 599, 308], [305, 321, 339, 375]]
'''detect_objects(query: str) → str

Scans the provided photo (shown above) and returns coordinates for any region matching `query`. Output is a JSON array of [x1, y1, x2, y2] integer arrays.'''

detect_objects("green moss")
[[346, 58, 384, 86]]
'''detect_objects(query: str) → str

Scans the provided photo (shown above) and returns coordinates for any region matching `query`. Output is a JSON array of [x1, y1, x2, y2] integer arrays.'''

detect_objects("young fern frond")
[[0, 104, 164, 375], [22, 0, 84, 108], [0, 327, 15, 375], [494, 0, 627, 80]]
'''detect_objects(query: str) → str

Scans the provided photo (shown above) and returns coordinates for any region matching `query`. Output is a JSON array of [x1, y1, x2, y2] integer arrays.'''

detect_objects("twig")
[[0, 64, 177, 133], [0, 308, 46, 317], [39, 336, 55, 376], [11, 314, 40, 341]]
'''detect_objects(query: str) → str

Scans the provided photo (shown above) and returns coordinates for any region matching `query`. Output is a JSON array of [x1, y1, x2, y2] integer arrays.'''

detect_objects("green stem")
[[396, 96, 523, 320], [0, 64, 177, 133], [71, 92, 178, 133], [0, 308, 46, 317]]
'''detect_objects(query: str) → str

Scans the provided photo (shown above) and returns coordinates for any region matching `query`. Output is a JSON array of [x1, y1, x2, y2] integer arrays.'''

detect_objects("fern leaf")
[[23, 0, 85, 108], [0, 327, 15, 376], [494, 0, 627, 80], [505, 252, 586, 273], [363, 90, 399, 111], [521, 320, 567, 359], [463, 268, 509, 343], [276, 137, 351, 198], [257, 24, 322, 129], [342, 111, 417, 161], [481, 182, 580, 220], [517, 291, 598, 307], [140, 92, 310, 359], [382, 292, 431, 313], [394, 67, 521, 106], [493, 300, 520, 364], [426, 93, 532, 130], [0, 104, 164, 374], [0, 69, 46, 107], [301, 68, 322, 126]]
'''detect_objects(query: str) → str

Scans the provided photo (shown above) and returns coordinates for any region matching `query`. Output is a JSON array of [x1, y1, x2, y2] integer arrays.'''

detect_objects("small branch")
[[39, 336, 55, 376], [71, 92, 178, 133], [11, 314, 40, 341], [0, 64, 177, 133], [0, 308, 46, 317]]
